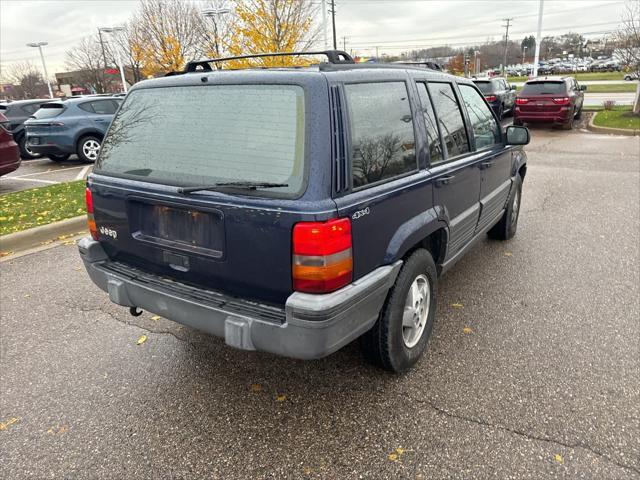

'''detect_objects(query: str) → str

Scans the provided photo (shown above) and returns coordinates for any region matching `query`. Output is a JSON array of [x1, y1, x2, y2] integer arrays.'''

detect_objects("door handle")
[[94, 118, 105, 122], [435, 175, 455, 187], [481, 160, 494, 169]]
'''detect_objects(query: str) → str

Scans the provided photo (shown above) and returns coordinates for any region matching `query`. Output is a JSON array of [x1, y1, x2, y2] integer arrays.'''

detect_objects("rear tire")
[[574, 107, 582, 119], [488, 174, 522, 241], [513, 118, 523, 126], [359, 249, 437, 373], [77, 136, 101, 163], [496, 104, 504, 120], [48, 154, 71, 162], [18, 136, 41, 160]]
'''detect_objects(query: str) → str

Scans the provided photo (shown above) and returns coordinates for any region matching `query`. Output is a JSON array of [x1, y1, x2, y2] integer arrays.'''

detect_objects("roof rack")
[[183, 50, 354, 73]]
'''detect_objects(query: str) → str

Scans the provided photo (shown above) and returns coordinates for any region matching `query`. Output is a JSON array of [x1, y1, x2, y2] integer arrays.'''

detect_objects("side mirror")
[[580, 85, 587, 91], [505, 125, 530, 146]]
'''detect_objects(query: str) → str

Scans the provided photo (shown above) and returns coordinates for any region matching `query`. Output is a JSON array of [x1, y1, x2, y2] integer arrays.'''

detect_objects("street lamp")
[[98, 26, 127, 93], [26, 42, 53, 98], [522, 45, 528, 64], [202, 7, 231, 62]]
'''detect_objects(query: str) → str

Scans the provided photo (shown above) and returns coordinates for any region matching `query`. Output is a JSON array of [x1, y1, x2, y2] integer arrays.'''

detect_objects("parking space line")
[[75, 165, 92, 180], [2, 177, 58, 184], [9, 165, 86, 179]]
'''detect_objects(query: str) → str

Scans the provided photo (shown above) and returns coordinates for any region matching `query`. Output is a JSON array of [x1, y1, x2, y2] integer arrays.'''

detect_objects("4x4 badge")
[[352, 207, 370, 220]]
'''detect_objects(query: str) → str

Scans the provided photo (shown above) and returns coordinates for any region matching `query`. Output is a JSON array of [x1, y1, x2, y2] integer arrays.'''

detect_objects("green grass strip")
[[0, 181, 86, 236]]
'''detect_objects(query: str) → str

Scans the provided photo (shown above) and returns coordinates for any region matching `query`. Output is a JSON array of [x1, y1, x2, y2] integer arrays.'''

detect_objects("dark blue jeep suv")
[[79, 51, 529, 372]]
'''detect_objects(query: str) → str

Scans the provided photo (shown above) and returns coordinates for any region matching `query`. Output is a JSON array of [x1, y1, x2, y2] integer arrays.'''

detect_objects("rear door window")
[[520, 81, 567, 95], [345, 82, 417, 188], [427, 82, 470, 158], [97, 85, 306, 196], [80, 100, 118, 114], [416, 83, 443, 164], [458, 84, 501, 149]]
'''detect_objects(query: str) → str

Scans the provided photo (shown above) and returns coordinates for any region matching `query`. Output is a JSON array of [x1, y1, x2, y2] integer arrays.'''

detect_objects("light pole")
[[26, 42, 53, 98], [522, 45, 528, 64], [533, 0, 544, 78], [98, 27, 128, 93], [202, 7, 231, 63]]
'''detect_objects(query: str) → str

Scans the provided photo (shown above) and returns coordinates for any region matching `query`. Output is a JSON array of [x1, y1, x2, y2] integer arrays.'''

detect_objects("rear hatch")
[[91, 79, 334, 305], [517, 81, 568, 113], [24, 103, 66, 143]]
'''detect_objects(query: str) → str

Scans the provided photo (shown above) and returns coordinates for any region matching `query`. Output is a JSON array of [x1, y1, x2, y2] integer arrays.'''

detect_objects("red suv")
[[0, 113, 21, 176], [513, 77, 586, 130]]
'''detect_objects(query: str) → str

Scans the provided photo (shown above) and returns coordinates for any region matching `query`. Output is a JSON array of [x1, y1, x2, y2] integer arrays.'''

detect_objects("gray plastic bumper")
[[78, 237, 402, 360]]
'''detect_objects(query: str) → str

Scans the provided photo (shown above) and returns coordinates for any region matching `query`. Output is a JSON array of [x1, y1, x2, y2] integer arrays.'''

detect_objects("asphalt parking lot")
[[0, 156, 92, 194], [1, 128, 638, 479]]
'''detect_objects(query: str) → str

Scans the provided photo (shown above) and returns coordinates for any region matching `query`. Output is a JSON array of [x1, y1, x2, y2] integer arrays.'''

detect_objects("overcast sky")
[[0, 0, 628, 78]]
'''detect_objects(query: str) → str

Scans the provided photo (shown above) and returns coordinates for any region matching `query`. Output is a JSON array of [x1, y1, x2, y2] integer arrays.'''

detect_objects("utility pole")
[[502, 18, 513, 75], [463, 52, 468, 78], [343, 36, 347, 52], [329, 0, 337, 50], [321, 0, 328, 49], [375, 46, 379, 61], [97, 28, 108, 70], [533, 0, 544, 77]]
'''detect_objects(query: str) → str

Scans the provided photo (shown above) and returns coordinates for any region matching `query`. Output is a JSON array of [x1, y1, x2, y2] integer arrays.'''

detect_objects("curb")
[[0, 216, 87, 254], [587, 112, 639, 136]]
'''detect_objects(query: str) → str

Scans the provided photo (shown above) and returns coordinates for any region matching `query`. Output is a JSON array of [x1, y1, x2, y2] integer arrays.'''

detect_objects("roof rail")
[[183, 50, 354, 73], [394, 61, 443, 71]]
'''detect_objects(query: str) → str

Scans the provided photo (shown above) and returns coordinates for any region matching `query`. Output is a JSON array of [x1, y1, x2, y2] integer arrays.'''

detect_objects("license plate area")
[[127, 198, 225, 259]]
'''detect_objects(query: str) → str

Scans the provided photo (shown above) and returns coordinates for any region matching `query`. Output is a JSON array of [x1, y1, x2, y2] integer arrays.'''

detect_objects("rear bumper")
[[78, 237, 402, 360], [0, 142, 21, 176], [514, 106, 571, 123], [27, 144, 74, 156], [26, 133, 75, 155]]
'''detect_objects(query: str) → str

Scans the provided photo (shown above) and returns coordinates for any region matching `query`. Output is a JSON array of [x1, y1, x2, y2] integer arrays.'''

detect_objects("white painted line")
[[75, 165, 92, 180], [11, 165, 85, 178], [2, 177, 58, 184]]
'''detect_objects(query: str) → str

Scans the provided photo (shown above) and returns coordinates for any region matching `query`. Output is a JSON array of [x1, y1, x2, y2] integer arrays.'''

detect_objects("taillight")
[[515, 98, 529, 105], [552, 97, 570, 105], [485, 95, 497, 102], [292, 218, 353, 293], [85, 187, 98, 240]]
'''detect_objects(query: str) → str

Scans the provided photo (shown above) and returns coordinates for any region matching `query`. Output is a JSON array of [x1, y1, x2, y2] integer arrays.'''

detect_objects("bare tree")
[[65, 36, 110, 93], [103, 23, 145, 84], [199, 0, 236, 63], [6, 61, 48, 99], [614, 1, 640, 113]]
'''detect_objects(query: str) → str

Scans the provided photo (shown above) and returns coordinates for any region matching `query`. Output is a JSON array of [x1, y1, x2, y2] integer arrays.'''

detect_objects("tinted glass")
[[22, 104, 39, 114], [90, 100, 117, 114], [97, 85, 306, 195], [345, 82, 416, 188], [416, 83, 443, 164], [520, 81, 567, 95], [78, 102, 94, 113], [428, 83, 469, 158], [32, 105, 64, 119], [458, 85, 501, 149], [474, 81, 493, 94]]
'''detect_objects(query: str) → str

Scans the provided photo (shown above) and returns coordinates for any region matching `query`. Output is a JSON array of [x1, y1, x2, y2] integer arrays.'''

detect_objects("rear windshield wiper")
[[177, 181, 289, 194]]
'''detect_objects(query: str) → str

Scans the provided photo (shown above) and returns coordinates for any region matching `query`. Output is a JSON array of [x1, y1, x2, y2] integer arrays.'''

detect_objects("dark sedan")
[[472, 77, 516, 119]]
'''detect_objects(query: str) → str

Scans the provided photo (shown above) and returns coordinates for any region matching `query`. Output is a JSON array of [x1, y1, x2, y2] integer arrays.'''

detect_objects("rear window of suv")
[[97, 85, 306, 196], [520, 81, 567, 95], [473, 81, 493, 94]]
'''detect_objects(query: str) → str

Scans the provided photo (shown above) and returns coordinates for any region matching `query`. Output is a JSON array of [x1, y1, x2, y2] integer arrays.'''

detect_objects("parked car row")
[[0, 95, 122, 163]]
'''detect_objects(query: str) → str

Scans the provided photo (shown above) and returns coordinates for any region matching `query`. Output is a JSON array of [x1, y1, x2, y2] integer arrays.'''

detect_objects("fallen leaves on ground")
[[150, 315, 161, 321], [504, 252, 513, 257], [463, 327, 473, 334], [0, 251, 13, 258], [250, 383, 263, 392], [450, 303, 464, 308], [275, 394, 287, 402], [0, 417, 20, 431], [388, 447, 409, 462], [46, 425, 68, 435], [136, 335, 147, 345], [554, 454, 564, 464]]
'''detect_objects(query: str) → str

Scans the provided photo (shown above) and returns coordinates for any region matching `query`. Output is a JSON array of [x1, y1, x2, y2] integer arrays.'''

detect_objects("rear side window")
[[416, 83, 443, 164], [520, 81, 567, 95], [97, 85, 306, 196], [427, 83, 469, 158], [458, 85, 501, 149], [32, 104, 64, 119], [22, 104, 40, 115], [79, 100, 118, 114], [345, 82, 417, 188]]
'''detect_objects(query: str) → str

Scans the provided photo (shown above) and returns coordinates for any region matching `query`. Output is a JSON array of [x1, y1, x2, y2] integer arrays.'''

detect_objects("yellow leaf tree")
[[227, 0, 317, 68], [132, 0, 204, 77]]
